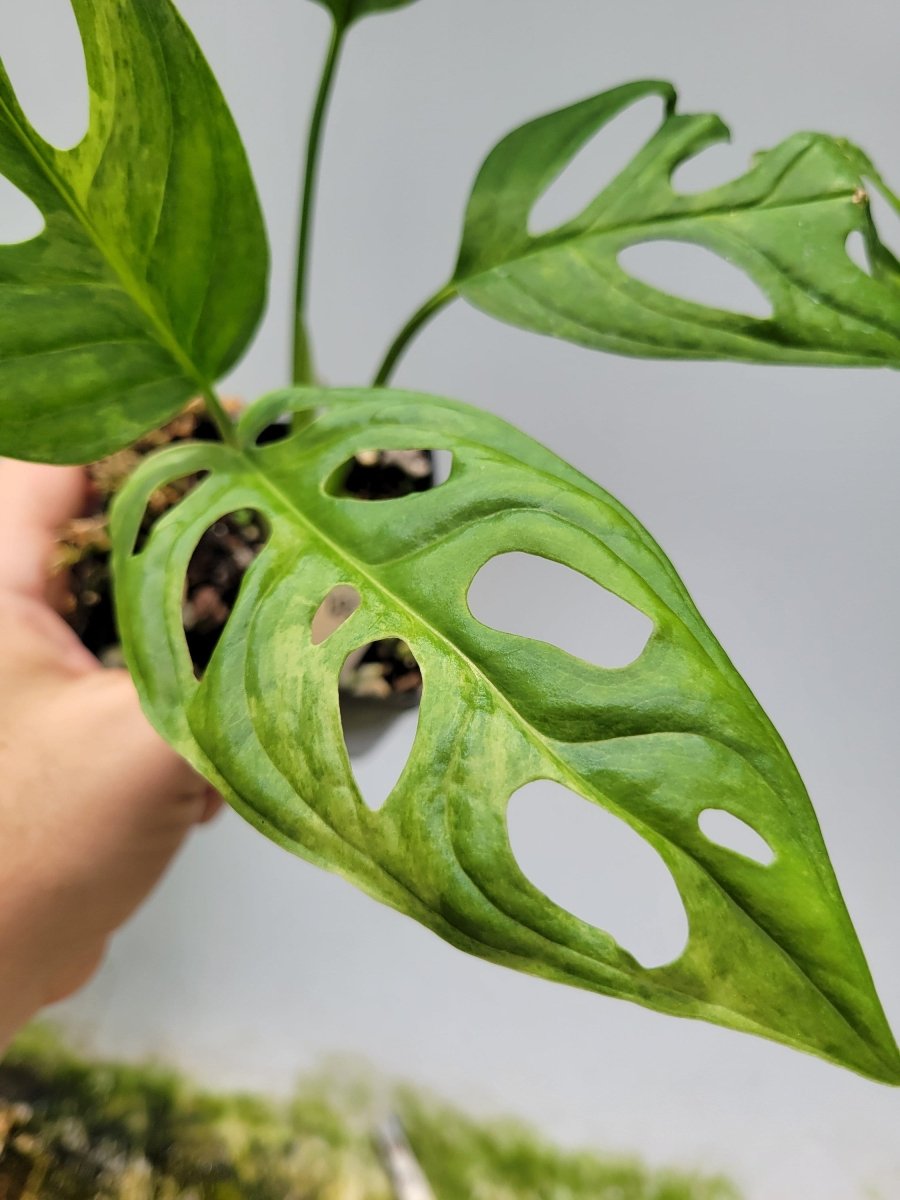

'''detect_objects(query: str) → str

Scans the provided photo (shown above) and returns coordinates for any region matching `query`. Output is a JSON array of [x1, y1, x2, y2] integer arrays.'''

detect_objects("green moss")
[[398, 1091, 740, 1200], [0, 1026, 742, 1199]]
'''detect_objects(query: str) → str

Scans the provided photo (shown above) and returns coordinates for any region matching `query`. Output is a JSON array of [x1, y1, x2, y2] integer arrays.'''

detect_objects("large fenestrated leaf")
[[112, 386, 900, 1084], [452, 81, 900, 365], [0, 0, 268, 464], [310, 0, 420, 27]]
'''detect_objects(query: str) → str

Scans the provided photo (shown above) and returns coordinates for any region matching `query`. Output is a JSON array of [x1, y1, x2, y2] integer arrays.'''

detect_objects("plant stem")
[[292, 18, 347, 385], [201, 386, 238, 446], [373, 283, 457, 386]]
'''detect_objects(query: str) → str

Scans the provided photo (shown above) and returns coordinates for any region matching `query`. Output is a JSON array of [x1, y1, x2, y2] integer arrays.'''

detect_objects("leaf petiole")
[[292, 16, 349, 385], [373, 282, 458, 386], [201, 387, 239, 447]]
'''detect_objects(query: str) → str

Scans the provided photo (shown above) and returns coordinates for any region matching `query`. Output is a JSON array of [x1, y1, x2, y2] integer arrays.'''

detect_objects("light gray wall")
[[3, 1, 899, 1196]]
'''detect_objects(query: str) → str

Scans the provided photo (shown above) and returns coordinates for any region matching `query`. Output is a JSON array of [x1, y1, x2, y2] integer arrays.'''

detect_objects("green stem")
[[292, 18, 348, 385], [201, 386, 238, 447], [373, 283, 458, 386]]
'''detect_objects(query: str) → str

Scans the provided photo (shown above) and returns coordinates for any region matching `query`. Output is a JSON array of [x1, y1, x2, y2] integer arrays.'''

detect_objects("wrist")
[[0, 884, 91, 1052]]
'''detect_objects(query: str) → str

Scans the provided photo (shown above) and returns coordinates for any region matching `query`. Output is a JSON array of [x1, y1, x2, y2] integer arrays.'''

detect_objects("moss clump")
[[398, 1090, 741, 1200], [0, 1026, 741, 1199], [0, 1027, 389, 1199]]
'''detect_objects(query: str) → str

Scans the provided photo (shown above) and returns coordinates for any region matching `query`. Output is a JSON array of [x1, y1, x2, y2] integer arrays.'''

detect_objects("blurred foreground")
[[0, 1026, 740, 1199]]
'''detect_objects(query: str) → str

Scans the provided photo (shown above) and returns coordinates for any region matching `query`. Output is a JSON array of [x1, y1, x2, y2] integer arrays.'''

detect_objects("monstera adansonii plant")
[[1, 0, 899, 1083]]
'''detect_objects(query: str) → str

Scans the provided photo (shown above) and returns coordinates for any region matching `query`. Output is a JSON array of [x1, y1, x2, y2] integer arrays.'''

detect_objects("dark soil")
[[55, 401, 428, 702]]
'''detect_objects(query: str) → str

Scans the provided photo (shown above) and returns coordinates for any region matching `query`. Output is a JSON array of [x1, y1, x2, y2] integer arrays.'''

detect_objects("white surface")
[[3, 1, 898, 1196]]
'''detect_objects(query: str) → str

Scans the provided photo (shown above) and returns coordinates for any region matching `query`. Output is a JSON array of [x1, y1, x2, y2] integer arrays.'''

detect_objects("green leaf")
[[452, 80, 900, 365], [310, 0, 420, 28], [112, 386, 900, 1084], [0, 0, 268, 464]]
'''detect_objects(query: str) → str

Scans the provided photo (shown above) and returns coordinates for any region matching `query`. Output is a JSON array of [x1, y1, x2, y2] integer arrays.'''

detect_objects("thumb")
[[0, 460, 87, 600]]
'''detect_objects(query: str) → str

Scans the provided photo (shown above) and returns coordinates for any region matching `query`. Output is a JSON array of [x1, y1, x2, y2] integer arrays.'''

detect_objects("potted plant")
[[0, 0, 898, 1086]]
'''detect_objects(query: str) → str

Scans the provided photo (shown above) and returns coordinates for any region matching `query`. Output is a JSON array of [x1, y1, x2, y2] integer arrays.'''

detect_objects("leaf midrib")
[[459, 181, 900, 359], [458, 180, 865, 290], [0, 94, 211, 395], [253, 418, 804, 823]]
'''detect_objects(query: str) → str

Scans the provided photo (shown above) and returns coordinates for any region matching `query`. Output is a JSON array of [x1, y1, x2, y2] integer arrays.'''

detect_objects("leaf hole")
[[340, 638, 422, 705], [133, 472, 210, 555], [254, 418, 293, 446], [0, 176, 44, 244], [430, 448, 454, 485], [183, 509, 270, 678], [845, 229, 870, 274], [467, 553, 652, 668], [340, 645, 422, 811], [68, 469, 210, 664], [508, 780, 688, 968], [671, 143, 749, 194], [867, 184, 900, 264], [312, 584, 362, 646], [0, 0, 90, 150], [132, 404, 245, 554], [698, 809, 775, 866], [529, 95, 665, 236], [326, 450, 449, 500], [619, 241, 773, 318]]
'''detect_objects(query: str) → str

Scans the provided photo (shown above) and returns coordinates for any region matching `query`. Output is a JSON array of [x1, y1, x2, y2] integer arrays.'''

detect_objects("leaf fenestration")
[[0, 0, 268, 463], [452, 81, 900, 366], [112, 386, 900, 1084]]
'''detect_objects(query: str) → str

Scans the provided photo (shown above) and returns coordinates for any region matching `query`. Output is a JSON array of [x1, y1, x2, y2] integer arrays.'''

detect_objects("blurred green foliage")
[[0, 1027, 741, 1199], [400, 1090, 740, 1200]]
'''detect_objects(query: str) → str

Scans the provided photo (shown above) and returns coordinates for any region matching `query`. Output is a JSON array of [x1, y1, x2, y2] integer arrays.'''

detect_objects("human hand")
[[0, 460, 220, 1049]]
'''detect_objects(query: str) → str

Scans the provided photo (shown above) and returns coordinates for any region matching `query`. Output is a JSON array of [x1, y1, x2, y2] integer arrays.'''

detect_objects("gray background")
[[2, 0, 899, 1196]]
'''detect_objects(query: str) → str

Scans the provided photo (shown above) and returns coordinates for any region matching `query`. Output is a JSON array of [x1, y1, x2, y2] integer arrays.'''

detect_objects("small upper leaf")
[[0, 0, 268, 464], [310, 0, 420, 28], [112, 386, 900, 1084], [452, 81, 900, 366]]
